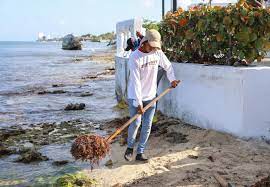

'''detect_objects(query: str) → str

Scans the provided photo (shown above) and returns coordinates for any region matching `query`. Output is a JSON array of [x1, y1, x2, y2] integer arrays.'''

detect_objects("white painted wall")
[[157, 63, 270, 139], [115, 57, 270, 139], [116, 18, 143, 56], [242, 68, 270, 138], [115, 56, 129, 101]]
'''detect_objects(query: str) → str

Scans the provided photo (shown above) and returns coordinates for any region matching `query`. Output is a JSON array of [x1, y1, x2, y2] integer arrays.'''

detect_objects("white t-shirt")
[[127, 49, 176, 107]]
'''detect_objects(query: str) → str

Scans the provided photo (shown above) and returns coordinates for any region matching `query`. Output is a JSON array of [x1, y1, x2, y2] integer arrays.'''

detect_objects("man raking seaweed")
[[71, 29, 180, 166]]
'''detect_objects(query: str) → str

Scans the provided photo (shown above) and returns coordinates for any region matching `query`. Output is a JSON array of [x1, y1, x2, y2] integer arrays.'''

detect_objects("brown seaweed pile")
[[251, 175, 270, 187], [70, 135, 110, 167]]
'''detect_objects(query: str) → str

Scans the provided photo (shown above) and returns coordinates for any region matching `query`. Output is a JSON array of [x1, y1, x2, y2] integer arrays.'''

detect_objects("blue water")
[[0, 41, 120, 127]]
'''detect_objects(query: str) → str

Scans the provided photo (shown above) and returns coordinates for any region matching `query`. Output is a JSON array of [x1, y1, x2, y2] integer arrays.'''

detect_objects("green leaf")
[[232, 18, 240, 26], [239, 51, 245, 59], [248, 17, 255, 25], [223, 16, 232, 25], [197, 20, 205, 31], [255, 38, 264, 49], [249, 33, 257, 42], [185, 30, 195, 40], [235, 31, 249, 43]]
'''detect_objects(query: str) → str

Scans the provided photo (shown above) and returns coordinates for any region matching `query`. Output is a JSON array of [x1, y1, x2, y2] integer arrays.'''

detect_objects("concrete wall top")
[[116, 18, 143, 56]]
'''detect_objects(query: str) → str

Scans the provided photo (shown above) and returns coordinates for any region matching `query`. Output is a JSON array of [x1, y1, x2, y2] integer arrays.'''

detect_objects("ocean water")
[[0, 41, 120, 127], [0, 41, 123, 185]]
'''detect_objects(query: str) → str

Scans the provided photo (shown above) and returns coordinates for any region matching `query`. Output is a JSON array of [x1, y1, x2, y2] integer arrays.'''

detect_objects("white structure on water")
[[115, 18, 270, 139]]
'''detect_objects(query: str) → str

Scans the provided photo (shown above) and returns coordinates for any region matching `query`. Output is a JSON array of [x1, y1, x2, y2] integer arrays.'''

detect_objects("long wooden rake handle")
[[106, 83, 179, 143]]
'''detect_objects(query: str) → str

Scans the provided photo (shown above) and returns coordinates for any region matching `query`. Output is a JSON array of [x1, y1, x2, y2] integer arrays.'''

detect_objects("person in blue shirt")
[[125, 31, 144, 52]]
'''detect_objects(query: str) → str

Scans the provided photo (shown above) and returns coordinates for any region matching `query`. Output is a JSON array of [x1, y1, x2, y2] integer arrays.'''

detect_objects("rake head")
[[71, 134, 110, 167]]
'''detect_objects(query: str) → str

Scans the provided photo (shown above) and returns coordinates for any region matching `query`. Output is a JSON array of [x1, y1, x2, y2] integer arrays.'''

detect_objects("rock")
[[164, 164, 172, 170], [22, 142, 34, 149], [52, 84, 64, 87], [82, 74, 98, 79], [208, 155, 215, 162], [18, 147, 32, 154], [105, 159, 113, 167], [73, 58, 84, 62], [62, 34, 82, 50], [15, 149, 49, 163], [93, 124, 100, 129], [52, 160, 69, 166], [80, 92, 93, 97], [42, 126, 55, 135], [0, 128, 26, 141], [37, 90, 66, 95], [74, 179, 84, 186], [151, 124, 159, 133], [119, 137, 127, 146], [105, 66, 115, 71], [40, 140, 50, 146], [216, 170, 228, 175], [0, 146, 15, 157], [37, 91, 47, 95], [64, 103, 86, 111], [166, 132, 188, 144], [52, 90, 66, 94], [107, 40, 116, 46], [188, 155, 198, 159]]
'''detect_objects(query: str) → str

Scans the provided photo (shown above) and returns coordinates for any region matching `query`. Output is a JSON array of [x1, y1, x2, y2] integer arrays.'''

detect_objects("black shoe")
[[124, 148, 133, 162], [135, 153, 148, 162]]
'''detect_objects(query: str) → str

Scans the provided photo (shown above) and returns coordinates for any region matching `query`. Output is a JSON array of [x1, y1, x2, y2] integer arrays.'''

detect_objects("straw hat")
[[140, 29, 161, 49]]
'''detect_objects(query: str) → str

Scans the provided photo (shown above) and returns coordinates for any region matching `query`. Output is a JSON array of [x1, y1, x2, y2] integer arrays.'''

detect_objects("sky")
[[0, 0, 236, 41], [0, 0, 171, 41]]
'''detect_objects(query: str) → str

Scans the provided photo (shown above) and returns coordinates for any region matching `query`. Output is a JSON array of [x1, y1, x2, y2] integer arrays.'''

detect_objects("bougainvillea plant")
[[160, 2, 270, 65]]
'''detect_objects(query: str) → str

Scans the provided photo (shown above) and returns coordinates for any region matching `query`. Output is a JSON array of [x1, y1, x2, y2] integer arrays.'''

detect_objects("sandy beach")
[[86, 114, 270, 186]]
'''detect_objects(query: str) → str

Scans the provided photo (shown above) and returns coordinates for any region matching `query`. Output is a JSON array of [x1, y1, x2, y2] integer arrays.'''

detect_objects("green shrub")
[[160, 3, 270, 65], [143, 19, 161, 32]]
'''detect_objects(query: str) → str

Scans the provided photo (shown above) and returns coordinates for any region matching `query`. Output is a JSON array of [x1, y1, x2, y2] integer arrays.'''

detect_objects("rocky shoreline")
[[0, 119, 105, 165], [0, 46, 122, 186]]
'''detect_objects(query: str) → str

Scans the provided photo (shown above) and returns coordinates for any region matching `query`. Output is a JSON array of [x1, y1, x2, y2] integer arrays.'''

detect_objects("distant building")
[[37, 32, 46, 41], [47, 34, 51, 40]]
